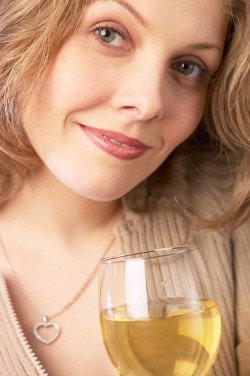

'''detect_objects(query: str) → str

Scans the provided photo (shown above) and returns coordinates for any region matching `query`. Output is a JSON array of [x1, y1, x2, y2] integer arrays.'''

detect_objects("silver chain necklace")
[[0, 235, 115, 345]]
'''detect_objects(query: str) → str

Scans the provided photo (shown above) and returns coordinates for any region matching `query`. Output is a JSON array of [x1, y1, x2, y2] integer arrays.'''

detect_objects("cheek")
[[35, 54, 113, 118], [163, 91, 207, 145], [49, 46, 120, 113]]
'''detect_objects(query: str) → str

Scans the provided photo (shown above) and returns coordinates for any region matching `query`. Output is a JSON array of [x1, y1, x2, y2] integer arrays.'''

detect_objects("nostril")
[[112, 92, 164, 121], [122, 106, 142, 117]]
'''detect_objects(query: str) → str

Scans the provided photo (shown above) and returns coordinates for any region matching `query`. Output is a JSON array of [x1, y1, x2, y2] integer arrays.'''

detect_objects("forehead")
[[92, 0, 227, 12], [89, 0, 228, 25]]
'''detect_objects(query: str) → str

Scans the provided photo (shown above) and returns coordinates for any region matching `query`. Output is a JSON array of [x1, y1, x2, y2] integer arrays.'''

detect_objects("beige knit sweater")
[[0, 149, 249, 375], [116, 198, 250, 376]]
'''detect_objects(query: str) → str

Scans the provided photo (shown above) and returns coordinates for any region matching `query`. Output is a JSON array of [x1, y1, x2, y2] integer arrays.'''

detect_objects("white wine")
[[100, 299, 221, 376]]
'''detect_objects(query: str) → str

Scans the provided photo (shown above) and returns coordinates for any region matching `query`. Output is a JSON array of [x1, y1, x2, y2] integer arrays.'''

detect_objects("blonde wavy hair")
[[0, 0, 90, 201], [204, 0, 250, 226], [0, 0, 249, 226]]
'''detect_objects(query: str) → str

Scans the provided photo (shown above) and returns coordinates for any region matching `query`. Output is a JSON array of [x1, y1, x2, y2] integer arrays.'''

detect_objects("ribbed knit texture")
[[233, 219, 250, 376], [0, 148, 248, 375], [0, 206, 248, 375], [0, 274, 48, 375], [115, 146, 249, 376], [116, 206, 238, 375]]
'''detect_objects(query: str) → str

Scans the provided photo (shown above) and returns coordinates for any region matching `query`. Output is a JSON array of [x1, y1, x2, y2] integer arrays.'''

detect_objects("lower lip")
[[79, 125, 149, 160]]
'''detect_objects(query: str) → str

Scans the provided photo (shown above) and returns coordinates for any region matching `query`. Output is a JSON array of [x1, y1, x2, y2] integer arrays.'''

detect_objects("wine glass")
[[99, 246, 221, 376]]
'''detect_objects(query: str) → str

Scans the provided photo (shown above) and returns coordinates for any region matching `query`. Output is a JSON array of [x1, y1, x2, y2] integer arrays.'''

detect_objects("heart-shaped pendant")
[[33, 316, 61, 345]]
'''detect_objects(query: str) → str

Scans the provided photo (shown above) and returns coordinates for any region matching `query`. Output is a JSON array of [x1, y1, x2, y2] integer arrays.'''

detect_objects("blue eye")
[[176, 61, 207, 78], [93, 26, 123, 46]]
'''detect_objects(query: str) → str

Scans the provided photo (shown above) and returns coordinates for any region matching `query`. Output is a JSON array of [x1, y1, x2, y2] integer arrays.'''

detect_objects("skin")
[[22, 0, 226, 202], [0, 0, 227, 375]]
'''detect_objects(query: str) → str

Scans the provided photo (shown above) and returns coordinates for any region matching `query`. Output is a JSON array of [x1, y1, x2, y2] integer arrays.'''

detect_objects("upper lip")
[[79, 124, 151, 148]]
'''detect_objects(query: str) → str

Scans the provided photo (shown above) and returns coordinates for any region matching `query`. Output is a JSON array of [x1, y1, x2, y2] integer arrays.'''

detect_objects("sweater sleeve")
[[116, 206, 238, 375], [232, 218, 250, 376]]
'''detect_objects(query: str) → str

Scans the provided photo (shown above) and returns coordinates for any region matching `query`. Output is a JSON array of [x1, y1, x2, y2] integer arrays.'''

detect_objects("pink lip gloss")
[[79, 124, 150, 160]]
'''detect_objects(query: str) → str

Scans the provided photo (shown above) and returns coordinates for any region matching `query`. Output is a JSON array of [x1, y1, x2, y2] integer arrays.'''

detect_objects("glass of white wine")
[[99, 246, 221, 376]]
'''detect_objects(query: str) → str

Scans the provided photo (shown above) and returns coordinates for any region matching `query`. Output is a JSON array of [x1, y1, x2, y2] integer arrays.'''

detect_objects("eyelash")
[[171, 61, 210, 81], [91, 25, 126, 50]]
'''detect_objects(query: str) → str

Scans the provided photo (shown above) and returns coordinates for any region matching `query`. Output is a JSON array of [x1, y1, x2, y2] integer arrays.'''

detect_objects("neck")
[[0, 167, 122, 253]]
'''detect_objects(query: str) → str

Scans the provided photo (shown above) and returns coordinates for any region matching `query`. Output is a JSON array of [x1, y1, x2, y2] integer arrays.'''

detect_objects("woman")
[[0, 0, 248, 375]]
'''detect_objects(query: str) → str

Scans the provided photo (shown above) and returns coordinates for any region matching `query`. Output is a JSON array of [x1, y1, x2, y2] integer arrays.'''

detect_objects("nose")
[[111, 59, 165, 122]]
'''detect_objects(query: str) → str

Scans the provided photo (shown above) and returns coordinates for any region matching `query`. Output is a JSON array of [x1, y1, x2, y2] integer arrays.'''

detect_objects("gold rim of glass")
[[100, 245, 199, 264]]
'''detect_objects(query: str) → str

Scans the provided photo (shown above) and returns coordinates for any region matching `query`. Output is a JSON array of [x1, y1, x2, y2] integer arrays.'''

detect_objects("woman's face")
[[22, 0, 227, 201]]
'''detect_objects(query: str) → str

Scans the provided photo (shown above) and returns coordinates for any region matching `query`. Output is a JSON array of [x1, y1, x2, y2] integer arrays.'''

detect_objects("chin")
[[47, 162, 148, 202], [74, 185, 132, 202], [63, 176, 141, 202]]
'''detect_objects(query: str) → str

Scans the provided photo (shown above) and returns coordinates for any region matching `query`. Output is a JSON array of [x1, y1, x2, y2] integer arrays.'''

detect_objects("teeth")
[[110, 138, 123, 146], [102, 134, 130, 147], [111, 139, 131, 147]]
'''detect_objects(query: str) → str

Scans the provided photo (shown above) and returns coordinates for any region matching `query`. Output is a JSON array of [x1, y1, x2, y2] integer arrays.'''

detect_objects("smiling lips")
[[79, 124, 150, 160]]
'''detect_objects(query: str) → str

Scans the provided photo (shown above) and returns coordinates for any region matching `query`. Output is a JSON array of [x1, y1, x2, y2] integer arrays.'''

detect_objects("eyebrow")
[[98, 0, 149, 28], [94, 1, 223, 53], [185, 43, 222, 54]]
